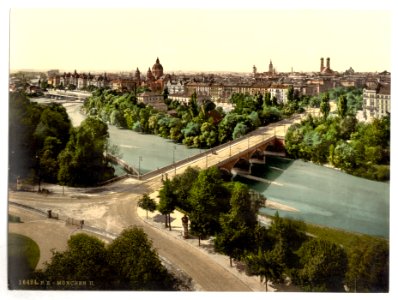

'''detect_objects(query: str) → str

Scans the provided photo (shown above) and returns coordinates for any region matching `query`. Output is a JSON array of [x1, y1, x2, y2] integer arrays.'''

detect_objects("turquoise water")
[[108, 126, 201, 174], [237, 157, 389, 238]]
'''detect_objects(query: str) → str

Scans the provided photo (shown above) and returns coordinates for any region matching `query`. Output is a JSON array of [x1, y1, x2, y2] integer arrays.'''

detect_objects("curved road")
[[9, 183, 252, 291]]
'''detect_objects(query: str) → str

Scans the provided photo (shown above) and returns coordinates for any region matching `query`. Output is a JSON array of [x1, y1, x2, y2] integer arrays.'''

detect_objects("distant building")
[[269, 83, 291, 104], [320, 57, 335, 75], [361, 82, 390, 121], [137, 91, 168, 111]]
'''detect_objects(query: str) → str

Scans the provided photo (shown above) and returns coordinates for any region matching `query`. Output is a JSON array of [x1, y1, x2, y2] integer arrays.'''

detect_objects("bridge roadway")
[[8, 108, 319, 291]]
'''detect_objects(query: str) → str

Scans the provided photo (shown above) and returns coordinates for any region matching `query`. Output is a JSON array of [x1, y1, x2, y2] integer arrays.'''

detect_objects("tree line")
[[9, 92, 114, 187], [140, 166, 389, 292], [285, 89, 390, 181], [83, 87, 307, 149]]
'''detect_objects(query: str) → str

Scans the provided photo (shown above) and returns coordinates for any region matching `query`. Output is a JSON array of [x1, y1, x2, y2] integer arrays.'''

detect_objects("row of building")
[[11, 57, 391, 122]]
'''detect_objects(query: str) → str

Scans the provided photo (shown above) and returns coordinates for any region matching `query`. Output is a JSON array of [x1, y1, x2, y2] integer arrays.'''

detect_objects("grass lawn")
[[262, 213, 388, 252], [8, 233, 40, 288]]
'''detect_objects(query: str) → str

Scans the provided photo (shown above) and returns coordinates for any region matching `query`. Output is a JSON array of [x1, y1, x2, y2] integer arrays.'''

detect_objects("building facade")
[[362, 82, 391, 121]]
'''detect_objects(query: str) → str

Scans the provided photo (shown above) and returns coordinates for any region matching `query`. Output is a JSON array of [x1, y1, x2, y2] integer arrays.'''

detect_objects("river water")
[[238, 157, 389, 238], [34, 99, 389, 238]]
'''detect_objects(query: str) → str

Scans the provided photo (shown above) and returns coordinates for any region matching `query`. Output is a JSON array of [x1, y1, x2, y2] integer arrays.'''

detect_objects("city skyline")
[[9, 8, 391, 74]]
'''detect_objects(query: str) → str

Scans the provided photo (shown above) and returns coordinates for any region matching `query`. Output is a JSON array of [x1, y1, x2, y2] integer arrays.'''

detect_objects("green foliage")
[[9, 92, 72, 183], [43, 233, 109, 289], [188, 167, 231, 243], [83, 89, 300, 150], [158, 178, 177, 229], [214, 182, 259, 264], [107, 227, 174, 290], [57, 117, 114, 186], [267, 212, 307, 269], [345, 240, 389, 292], [285, 111, 390, 181], [36, 229, 177, 290], [337, 95, 348, 118], [320, 93, 330, 119], [293, 238, 348, 292], [170, 166, 200, 212], [232, 122, 248, 139], [245, 248, 284, 291], [138, 193, 157, 219]]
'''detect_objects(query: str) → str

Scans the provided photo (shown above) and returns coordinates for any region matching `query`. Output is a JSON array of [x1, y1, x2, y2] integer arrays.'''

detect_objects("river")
[[33, 98, 390, 238], [237, 157, 389, 238]]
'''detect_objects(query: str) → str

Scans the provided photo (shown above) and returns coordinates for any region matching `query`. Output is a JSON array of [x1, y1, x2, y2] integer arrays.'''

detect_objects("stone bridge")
[[215, 135, 286, 176]]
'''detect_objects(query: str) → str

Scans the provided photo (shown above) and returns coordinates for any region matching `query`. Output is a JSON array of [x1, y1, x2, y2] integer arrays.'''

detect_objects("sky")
[[7, 3, 393, 74]]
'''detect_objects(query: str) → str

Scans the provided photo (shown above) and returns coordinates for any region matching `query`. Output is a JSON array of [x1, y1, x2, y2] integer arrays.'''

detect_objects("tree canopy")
[[37, 228, 179, 290]]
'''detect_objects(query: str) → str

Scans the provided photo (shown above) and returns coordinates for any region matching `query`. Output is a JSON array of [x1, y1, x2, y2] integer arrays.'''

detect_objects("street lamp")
[[35, 155, 41, 192], [138, 156, 142, 180], [172, 145, 177, 175]]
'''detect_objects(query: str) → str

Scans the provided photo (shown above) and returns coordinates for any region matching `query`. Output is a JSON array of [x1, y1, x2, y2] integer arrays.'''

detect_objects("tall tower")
[[269, 60, 274, 74], [147, 68, 154, 81], [326, 57, 330, 69], [253, 65, 257, 75], [135, 68, 141, 83], [320, 57, 324, 72]]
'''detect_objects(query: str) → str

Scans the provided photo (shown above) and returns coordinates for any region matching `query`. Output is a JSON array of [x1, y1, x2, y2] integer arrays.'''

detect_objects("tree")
[[158, 178, 177, 230], [214, 182, 259, 266], [245, 248, 284, 291], [293, 238, 348, 291], [188, 167, 231, 245], [57, 117, 114, 186], [188, 91, 199, 118], [337, 95, 348, 118], [345, 240, 389, 292], [107, 227, 174, 290], [287, 86, 294, 103], [171, 166, 200, 213], [267, 211, 307, 269], [320, 93, 330, 119], [138, 193, 157, 219], [232, 122, 248, 139], [263, 91, 272, 107], [42, 233, 110, 289], [162, 87, 169, 101]]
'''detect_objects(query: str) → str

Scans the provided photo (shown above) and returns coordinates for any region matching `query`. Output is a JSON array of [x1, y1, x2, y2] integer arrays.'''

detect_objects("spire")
[[156, 57, 160, 64]]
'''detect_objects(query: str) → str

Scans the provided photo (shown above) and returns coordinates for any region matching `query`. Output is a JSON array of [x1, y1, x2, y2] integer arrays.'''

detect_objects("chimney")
[[326, 57, 330, 69], [320, 58, 324, 72]]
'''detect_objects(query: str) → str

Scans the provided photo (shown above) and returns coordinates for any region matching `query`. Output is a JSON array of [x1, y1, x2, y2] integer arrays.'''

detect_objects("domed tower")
[[152, 57, 164, 80]]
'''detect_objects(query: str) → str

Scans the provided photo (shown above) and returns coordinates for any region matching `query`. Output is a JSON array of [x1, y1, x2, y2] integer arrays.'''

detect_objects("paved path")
[[8, 206, 90, 269]]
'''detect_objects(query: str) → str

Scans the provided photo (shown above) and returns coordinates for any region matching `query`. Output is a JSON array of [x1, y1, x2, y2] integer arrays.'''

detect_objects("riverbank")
[[265, 199, 299, 212]]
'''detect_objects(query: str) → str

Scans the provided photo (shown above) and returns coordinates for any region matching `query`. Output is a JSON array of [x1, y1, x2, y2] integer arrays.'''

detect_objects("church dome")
[[152, 57, 163, 79]]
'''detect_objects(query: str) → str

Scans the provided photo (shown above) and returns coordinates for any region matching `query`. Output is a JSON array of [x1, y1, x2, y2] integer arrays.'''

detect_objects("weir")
[[237, 173, 283, 186]]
